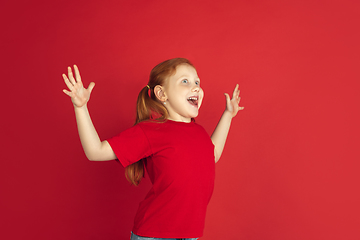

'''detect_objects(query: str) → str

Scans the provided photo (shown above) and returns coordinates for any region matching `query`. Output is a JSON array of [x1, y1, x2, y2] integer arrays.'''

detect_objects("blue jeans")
[[130, 232, 198, 240]]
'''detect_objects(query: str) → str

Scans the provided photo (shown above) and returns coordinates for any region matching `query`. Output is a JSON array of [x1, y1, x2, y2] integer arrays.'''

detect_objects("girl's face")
[[162, 64, 204, 122]]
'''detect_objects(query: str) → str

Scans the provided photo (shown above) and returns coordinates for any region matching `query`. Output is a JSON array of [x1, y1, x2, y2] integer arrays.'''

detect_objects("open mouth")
[[187, 96, 199, 107]]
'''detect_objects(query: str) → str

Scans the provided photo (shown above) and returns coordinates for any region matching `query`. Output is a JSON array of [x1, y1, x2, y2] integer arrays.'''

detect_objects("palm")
[[225, 84, 244, 117], [62, 65, 95, 108]]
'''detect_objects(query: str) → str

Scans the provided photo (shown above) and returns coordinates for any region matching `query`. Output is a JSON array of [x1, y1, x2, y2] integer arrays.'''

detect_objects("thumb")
[[87, 82, 95, 93], [224, 93, 231, 105]]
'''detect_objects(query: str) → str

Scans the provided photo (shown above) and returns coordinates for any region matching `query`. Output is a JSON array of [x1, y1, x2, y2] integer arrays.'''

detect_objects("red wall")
[[1, 0, 359, 239]]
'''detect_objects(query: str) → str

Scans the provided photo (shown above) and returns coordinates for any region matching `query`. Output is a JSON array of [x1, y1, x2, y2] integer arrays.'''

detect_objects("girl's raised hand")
[[224, 84, 244, 118], [62, 65, 95, 108]]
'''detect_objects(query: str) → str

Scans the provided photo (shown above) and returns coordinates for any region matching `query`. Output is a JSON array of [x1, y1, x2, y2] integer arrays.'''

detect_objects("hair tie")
[[146, 85, 151, 97]]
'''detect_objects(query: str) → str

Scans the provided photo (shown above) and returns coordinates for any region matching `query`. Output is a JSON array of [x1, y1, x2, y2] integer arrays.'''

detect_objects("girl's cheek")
[[198, 99, 203, 109]]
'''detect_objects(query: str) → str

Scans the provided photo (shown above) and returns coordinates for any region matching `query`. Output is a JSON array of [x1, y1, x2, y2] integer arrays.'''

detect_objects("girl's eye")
[[182, 79, 188, 83], [195, 81, 200, 86]]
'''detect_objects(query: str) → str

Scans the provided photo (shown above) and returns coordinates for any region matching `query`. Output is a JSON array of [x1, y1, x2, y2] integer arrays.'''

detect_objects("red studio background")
[[1, 0, 359, 239]]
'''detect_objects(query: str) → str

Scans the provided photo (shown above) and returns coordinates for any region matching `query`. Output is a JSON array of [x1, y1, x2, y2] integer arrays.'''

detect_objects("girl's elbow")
[[85, 152, 100, 161], [86, 151, 115, 161], [86, 155, 96, 161]]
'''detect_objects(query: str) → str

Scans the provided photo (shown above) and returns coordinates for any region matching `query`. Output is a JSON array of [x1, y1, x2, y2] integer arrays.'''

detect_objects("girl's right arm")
[[63, 65, 117, 161]]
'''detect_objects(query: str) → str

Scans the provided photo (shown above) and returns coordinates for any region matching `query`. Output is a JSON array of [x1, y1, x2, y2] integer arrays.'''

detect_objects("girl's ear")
[[154, 85, 167, 102]]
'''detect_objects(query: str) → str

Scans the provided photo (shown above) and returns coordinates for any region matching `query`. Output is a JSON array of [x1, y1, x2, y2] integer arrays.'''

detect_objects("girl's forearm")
[[74, 105, 115, 161], [211, 110, 233, 163]]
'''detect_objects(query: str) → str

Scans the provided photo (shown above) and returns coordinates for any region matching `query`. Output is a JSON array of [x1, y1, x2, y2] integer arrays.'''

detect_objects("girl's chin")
[[190, 112, 199, 118]]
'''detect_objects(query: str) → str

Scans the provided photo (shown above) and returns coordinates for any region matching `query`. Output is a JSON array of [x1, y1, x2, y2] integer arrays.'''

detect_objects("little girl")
[[62, 58, 243, 240]]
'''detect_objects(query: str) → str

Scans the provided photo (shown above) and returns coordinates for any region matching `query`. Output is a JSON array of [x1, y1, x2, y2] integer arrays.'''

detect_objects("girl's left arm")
[[211, 84, 244, 163]]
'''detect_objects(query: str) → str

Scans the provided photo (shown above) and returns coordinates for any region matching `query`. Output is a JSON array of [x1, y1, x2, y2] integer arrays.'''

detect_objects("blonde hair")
[[125, 58, 195, 185]]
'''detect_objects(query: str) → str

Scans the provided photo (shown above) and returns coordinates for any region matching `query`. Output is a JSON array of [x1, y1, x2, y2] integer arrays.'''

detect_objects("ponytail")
[[125, 58, 194, 186], [125, 159, 144, 186], [135, 86, 168, 124], [125, 86, 169, 186]]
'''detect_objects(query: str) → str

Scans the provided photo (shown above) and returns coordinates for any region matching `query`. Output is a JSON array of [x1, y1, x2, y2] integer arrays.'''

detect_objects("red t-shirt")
[[107, 120, 215, 238]]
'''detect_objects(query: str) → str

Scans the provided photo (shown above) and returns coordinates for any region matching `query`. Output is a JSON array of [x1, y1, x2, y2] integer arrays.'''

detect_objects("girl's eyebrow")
[[178, 75, 200, 80], [178, 75, 190, 78]]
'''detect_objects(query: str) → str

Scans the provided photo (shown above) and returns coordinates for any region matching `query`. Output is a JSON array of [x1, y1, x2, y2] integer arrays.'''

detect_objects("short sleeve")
[[107, 124, 152, 167]]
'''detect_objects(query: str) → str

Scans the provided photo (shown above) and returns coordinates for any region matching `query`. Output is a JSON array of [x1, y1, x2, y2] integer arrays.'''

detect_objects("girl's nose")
[[192, 84, 200, 92]]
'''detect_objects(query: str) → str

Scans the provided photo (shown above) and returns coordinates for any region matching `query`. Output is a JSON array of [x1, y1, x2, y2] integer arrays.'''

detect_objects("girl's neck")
[[166, 117, 192, 123]]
